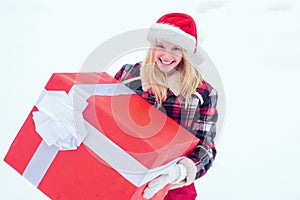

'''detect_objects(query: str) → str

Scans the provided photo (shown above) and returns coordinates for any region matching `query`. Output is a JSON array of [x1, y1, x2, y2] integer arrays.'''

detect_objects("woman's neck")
[[165, 68, 177, 77], [166, 70, 181, 96]]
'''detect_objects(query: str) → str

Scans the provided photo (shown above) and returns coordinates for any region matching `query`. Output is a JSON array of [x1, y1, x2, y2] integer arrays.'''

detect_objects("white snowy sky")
[[1, 0, 300, 199]]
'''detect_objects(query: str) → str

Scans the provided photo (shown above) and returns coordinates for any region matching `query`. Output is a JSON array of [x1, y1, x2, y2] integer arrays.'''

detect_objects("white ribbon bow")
[[31, 84, 135, 150], [32, 87, 88, 150]]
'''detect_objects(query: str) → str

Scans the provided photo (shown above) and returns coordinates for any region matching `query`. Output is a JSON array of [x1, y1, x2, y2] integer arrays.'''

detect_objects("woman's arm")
[[188, 86, 218, 179]]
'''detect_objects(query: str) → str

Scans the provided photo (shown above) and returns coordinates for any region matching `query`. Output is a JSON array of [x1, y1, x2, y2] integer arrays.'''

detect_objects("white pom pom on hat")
[[147, 12, 205, 65]]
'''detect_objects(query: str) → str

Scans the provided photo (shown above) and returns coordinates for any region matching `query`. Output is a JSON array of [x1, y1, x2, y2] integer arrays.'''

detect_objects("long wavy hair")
[[140, 41, 203, 107]]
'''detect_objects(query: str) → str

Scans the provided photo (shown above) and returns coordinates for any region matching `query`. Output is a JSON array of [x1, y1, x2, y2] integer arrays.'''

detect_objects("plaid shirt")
[[114, 63, 218, 179]]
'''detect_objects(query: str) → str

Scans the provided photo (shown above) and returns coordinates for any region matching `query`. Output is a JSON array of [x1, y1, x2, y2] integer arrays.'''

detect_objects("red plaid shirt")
[[115, 63, 218, 179]]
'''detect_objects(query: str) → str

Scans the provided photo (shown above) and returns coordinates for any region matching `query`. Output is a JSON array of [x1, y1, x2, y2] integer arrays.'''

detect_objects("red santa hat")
[[147, 13, 204, 64]]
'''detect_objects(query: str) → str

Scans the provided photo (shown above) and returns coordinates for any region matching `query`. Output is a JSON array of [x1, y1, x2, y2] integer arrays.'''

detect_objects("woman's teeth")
[[160, 59, 173, 65]]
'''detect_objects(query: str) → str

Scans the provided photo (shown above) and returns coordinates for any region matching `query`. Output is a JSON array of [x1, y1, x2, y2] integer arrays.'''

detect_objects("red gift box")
[[4, 72, 199, 200]]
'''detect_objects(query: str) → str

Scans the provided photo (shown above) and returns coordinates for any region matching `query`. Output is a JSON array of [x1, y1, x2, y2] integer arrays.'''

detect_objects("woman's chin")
[[157, 65, 175, 74]]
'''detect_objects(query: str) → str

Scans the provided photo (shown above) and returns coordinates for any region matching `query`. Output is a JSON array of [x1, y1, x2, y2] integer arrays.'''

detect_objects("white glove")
[[143, 164, 187, 199]]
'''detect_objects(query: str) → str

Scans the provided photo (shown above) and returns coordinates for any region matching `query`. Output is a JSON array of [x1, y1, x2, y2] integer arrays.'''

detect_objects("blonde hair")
[[140, 42, 203, 107]]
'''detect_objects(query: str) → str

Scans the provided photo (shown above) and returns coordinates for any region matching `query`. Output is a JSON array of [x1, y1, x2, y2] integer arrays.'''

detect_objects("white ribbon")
[[32, 90, 86, 150], [32, 84, 134, 150]]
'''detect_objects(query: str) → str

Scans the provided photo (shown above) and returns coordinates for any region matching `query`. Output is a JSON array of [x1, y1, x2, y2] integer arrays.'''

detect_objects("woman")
[[114, 13, 218, 200]]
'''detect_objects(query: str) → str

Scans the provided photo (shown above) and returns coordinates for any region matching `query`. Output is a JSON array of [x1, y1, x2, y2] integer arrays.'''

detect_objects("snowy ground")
[[1, 0, 300, 199]]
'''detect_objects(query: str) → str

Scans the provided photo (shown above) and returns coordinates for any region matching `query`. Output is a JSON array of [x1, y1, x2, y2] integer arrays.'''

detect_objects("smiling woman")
[[114, 12, 219, 200]]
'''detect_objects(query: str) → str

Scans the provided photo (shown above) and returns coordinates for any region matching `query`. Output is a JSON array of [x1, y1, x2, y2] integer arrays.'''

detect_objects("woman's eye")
[[173, 47, 181, 51], [156, 44, 164, 48]]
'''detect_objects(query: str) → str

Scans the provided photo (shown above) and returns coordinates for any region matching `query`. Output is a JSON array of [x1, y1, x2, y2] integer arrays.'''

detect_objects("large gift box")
[[4, 72, 199, 200]]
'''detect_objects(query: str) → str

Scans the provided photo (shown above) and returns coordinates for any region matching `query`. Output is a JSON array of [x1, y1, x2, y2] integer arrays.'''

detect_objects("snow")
[[1, 0, 300, 199]]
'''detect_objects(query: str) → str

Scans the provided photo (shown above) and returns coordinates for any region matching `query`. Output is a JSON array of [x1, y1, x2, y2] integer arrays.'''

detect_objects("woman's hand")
[[143, 164, 187, 199]]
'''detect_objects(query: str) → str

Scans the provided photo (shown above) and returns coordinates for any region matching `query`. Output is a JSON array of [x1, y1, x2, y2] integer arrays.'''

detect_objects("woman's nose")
[[161, 50, 174, 58]]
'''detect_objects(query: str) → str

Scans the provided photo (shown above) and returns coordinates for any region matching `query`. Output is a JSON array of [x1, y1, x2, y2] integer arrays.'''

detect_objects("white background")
[[1, 0, 300, 199]]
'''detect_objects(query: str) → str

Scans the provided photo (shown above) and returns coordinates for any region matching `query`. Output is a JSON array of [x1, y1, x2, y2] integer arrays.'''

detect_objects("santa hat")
[[147, 13, 204, 65]]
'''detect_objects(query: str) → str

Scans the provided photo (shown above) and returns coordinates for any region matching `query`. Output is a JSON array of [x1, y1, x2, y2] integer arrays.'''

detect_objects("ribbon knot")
[[32, 88, 88, 150], [31, 83, 135, 150]]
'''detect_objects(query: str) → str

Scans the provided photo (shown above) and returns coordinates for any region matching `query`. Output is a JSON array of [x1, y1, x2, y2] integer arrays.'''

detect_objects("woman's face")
[[153, 40, 183, 74]]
